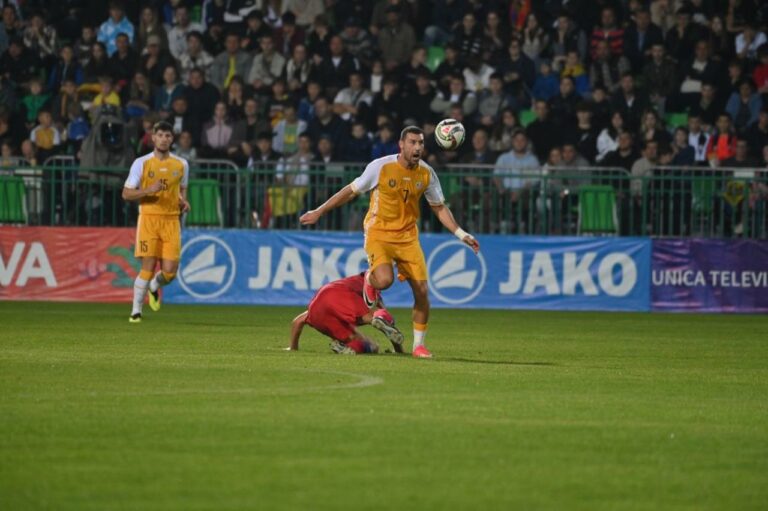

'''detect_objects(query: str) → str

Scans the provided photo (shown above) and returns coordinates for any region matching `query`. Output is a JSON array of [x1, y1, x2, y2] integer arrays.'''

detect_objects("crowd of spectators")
[[1, 0, 768, 231]]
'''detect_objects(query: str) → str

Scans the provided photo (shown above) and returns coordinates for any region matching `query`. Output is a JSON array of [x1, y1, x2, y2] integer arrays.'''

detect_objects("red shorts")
[[306, 275, 369, 341]]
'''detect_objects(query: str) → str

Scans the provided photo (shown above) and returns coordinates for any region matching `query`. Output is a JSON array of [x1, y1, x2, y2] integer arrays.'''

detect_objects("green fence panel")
[[0, 175, 27, 223], [578, 185, 618, 234], [187, 179, 222, 226]]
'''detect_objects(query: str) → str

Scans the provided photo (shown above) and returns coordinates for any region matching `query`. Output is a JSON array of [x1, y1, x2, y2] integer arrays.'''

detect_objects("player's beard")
[[404, 149, 421, 168]]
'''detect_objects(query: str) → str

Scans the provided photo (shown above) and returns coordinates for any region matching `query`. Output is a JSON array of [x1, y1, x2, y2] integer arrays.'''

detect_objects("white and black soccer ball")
[[434, 118, 466, 150]]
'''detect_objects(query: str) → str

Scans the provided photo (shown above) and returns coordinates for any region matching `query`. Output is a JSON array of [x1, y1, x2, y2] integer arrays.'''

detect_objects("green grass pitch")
[[1, 302, 767, 510]]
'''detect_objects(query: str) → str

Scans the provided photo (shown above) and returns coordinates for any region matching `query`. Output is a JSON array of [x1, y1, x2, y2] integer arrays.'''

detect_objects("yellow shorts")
[[365, 236, 428, 282], [135, 214, 181, 261]]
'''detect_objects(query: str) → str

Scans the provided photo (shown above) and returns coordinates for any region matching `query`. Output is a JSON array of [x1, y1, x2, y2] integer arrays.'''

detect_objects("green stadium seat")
[[0, 175, 27, 224], [665, 112, 688, 129], [578, 185, 618, 235], [519, 109, 536, 127], [427, 46, 445, 73], [186, 179, 223, 226], [691, 176, 716, 215]]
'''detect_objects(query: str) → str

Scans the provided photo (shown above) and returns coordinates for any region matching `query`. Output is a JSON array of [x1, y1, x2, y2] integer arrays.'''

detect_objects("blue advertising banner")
[[165, 230, 651, 311], [652, 239, 768, 313]]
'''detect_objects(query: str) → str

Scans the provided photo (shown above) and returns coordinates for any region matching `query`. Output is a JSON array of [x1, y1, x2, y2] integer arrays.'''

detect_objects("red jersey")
[[306, 273, 370, 341]]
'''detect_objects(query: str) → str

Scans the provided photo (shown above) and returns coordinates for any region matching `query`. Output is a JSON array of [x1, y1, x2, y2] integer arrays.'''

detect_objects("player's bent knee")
[[378, 274, 394, 289], [161, 271, 176, 283], [372, 267, 394, 289]]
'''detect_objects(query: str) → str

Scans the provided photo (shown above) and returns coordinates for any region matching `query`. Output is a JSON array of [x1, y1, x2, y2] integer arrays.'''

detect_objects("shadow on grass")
[[180, 322, 256, 328], [433, 357, 557, 366]]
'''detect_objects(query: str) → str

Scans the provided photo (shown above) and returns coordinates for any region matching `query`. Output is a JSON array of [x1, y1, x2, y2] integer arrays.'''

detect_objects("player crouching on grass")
[[287, 273, 405, 355], [122, 121, 190, 323]]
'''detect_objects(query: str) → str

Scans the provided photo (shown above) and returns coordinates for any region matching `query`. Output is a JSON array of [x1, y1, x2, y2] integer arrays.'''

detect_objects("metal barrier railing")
[[0, 162, 766, 239]]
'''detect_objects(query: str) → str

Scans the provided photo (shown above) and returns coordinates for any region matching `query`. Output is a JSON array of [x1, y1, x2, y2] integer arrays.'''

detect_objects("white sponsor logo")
[[248, 247, 368, 290], [426, 241, 487, 304], [178, 236, 236, 298], [499, 251, 637, 297], [652, 270, 768, 288], [0, 241, 57, 287]]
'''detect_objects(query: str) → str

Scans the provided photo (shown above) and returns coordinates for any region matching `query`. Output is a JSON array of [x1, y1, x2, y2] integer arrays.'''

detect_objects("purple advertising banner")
[[652, 239, 768, 313]]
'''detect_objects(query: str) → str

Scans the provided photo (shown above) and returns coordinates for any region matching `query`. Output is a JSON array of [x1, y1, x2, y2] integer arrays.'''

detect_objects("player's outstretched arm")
[[299, 184, 357, 225], [287, 310, 309, 351], [430, 203, 480, 254], [122, 181, 163, 201]]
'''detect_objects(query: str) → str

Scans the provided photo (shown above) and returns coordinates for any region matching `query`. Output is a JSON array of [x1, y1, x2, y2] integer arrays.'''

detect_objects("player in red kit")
[[287, 273, 404, 354]]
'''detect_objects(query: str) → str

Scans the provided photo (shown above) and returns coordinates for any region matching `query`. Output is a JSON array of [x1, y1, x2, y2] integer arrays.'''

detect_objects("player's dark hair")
[[400, 126, 424, 141], [153, 121, 174, 134]]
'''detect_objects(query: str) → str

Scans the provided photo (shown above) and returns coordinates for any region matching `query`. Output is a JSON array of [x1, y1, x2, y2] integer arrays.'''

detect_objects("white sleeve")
[[735, 35, 746, 54], [124, 158, 144, 188], [424, 167, 445, 205], [53, 128, 61, 145], [350, 160, 382, 194], [181, 158, 189, 187]]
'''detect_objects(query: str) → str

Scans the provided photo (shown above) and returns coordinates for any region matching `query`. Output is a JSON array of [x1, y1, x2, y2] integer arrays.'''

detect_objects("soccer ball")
[[435, 118, 466, 150]]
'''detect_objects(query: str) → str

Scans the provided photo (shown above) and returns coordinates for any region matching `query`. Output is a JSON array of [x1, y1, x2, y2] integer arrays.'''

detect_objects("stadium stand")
[[0, 0, 767, 237]]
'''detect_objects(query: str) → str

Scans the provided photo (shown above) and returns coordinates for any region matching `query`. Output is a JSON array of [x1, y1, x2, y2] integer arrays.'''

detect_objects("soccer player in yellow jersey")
[[300, 126, 480, 358], [122, 122, 190, 322]]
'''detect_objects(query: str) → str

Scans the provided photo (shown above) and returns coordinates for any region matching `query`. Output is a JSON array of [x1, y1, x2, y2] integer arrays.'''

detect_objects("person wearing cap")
[[97, 1, 134, 57], [140, 34, 175, 86], [340, 16, 375, 67]]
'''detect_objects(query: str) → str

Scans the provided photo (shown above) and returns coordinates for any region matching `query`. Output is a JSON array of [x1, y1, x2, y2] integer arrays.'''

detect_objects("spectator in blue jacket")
[[98, 1, 135, 57], [726, 79, 763, 135], [371, 123, 398, 159], [531, 60, 559, 101]]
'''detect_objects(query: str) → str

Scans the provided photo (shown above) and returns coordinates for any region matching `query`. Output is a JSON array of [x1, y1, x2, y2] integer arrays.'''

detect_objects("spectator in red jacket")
[[590, 7, 624, 60], [706, 113, 738, 166]]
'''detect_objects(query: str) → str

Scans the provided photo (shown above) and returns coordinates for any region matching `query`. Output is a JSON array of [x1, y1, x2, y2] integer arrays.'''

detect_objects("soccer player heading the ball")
[[300, 126, 480, 358], [122, 121, 191, 323], [287, 273, 405, 355]]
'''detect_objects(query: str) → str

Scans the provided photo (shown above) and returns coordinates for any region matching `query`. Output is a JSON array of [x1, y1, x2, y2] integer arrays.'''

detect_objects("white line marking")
[[11, 369, 384, 399]]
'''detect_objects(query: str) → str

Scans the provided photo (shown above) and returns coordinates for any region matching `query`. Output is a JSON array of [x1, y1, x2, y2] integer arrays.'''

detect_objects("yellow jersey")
[[351, 154, 444, 242], [124, 152, 189, 216]]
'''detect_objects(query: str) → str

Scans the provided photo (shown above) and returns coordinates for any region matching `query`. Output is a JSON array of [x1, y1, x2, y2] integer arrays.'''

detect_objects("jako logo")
[[178, 235, 236, 299], [426, 241, 487, 305]]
